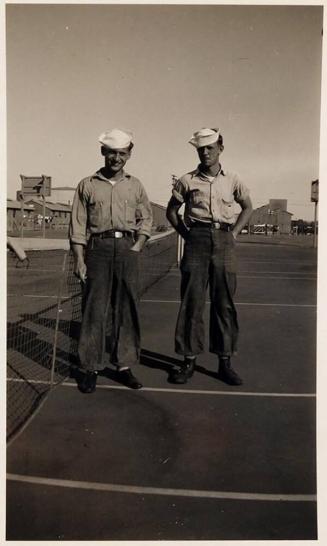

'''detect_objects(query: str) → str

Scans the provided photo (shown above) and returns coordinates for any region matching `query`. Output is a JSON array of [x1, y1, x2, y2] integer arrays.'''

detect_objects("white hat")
[[189, 128, 219, 148], [98, 128, 133, 150]]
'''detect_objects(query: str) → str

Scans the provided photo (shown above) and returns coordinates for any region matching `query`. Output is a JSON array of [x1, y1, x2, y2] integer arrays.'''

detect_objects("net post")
[[50, 251, 68, 387]]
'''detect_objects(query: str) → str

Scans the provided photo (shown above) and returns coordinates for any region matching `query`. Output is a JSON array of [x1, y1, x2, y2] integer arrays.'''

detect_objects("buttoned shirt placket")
[[97, 171, 125, 231], [200, 167, 222, 223]]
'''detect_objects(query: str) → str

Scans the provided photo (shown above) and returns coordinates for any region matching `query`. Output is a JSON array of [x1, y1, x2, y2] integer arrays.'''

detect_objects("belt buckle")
[[114, 231, 123, 239], [212, 221, 221, 230]]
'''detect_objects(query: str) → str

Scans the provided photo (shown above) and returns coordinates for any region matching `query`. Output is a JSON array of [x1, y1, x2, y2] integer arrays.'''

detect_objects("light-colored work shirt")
[[172, 166, 249, 225], [69, 169, 153, 245]]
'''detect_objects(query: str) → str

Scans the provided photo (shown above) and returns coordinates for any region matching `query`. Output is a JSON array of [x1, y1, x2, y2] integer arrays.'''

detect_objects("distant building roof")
[[25, 198, 71, 212], [52, 186, 76, 191], [254, 203, 293, 216], [7, 199, 35, 210]]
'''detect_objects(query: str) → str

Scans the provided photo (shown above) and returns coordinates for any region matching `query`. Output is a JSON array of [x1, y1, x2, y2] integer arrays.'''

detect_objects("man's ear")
[[219, 144, 224, 153], [101, 146, 107, 156]]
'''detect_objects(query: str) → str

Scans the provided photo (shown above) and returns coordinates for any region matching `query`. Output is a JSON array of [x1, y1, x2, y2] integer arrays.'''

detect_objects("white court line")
[[141, 299, 316, 308], [6, 378, 316, 398], [169, 273, 316, 280], [237, 270, 315, 274], [7, 294, 71, 299], [236, 276, 316, 280], [172, 259, 316, 265], [8, 268, 63, 273], [173, 271, 317, 275], [6, 473, 316, 502]]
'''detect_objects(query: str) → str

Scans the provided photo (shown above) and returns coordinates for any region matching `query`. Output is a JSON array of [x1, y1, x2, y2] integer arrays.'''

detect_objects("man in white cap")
[[166, 128, 253, 385], [70, 129, 153, 393]]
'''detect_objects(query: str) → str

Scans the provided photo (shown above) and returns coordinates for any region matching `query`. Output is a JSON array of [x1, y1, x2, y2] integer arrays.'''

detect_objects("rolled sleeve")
[[136, 183, 153, 238], [172, 178, 187, 203], [69, 181, 89, 245], [233, 174, 250, 203]]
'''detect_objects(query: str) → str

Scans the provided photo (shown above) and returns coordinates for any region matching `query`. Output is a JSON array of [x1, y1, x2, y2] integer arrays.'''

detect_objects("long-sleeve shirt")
[[69, 169, 153, 245], [172, 166, 250, 225]]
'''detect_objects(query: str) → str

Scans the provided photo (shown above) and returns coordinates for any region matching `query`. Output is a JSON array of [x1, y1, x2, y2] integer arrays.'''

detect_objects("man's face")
[[197, 142, 222, 168], [103, 146, 131, 173]]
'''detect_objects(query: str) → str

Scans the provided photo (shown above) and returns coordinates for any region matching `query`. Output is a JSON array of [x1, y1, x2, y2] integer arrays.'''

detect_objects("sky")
[[6, 3, 323, 220]]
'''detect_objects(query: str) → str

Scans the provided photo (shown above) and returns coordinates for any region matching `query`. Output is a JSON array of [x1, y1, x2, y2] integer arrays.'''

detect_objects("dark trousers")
[[175, 227, 239, 358], [78, 236, 140, 372]]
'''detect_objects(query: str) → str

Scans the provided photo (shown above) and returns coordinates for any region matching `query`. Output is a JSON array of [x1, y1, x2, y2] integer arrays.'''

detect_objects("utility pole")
[[41, 176, 46, 239], [311, 180, 319, 249]]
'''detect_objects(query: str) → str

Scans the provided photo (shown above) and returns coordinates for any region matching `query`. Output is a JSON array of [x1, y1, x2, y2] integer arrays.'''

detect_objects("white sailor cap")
[[189, 128, 220, 148], [98, 128, 134, 150]]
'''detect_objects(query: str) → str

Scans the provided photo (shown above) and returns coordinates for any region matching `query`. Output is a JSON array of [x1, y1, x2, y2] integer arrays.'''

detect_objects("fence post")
[[50, 251, 68, 387], [177, 234, 185, 266]]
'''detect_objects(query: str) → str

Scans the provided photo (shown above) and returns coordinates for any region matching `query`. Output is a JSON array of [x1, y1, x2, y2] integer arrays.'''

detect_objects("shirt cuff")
[[70, 236, 87, 246], [172, 189, 184, 203]]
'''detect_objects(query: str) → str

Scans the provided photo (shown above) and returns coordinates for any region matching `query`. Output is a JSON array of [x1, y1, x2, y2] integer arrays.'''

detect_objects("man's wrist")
[[177, 222, 189, 239]]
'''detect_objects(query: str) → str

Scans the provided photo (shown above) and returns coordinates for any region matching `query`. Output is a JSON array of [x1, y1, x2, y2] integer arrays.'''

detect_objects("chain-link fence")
[[7, 231, 178, 444]]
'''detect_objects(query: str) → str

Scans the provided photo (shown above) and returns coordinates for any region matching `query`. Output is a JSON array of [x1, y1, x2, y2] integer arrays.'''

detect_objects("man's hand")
[[130, 234, 147, 252], [74, 258, 87, 283], [71, 243, 87, 283]]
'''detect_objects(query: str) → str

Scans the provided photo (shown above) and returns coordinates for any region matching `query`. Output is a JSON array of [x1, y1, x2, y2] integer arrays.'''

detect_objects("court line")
[[236, 270, 315, 274], [7, 294, 71, 299], [171, 259, 316, 265], [141, 300, 316, 308], [6, 378, 316, 398], [168, 273, 316, 280], [6, 473, 316, 502], [238, 276, 316, 280], [7, 295, 316, 307], [8, 268, 63, 273]]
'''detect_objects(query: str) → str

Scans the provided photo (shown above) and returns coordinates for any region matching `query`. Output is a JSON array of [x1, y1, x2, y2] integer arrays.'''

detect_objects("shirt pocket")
[[124, 200, 136, 224], [88, 200, 104, 227], [221, 193, 235, 220]]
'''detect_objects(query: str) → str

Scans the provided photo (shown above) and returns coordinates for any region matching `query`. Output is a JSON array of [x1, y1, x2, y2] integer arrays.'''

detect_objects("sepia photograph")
[[4, 1, 325, 542]]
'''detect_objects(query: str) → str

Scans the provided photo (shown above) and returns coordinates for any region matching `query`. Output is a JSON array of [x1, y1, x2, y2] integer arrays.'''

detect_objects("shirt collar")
[[94, 169, 131, 183], [192, 164, 225, 180]]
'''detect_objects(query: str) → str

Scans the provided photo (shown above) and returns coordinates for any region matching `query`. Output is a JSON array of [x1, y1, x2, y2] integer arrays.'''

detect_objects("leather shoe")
[[118, 369, 143, 389], [218, 358, 243, 386], [169, 358, 195, 384], [78, 371, 97, 394]]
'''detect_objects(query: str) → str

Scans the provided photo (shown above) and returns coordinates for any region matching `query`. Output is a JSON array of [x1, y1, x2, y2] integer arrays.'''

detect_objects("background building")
[[7, 199, 35, 231], [250, 199, 293, 234], [24, 199, 72, 229], [8, 190, 170, 233]]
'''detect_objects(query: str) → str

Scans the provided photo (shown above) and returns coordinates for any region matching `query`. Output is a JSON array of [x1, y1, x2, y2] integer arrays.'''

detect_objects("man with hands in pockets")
[[70, 129, 153, 393]]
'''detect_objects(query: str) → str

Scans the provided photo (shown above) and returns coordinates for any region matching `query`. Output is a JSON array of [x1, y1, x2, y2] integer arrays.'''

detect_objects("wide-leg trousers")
[[175, 227, 239, 357], [78, 235, 141, 372]]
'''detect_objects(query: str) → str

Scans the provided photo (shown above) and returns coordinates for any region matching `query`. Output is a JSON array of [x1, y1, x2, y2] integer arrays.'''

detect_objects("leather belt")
[[92, 230, 132, 239], [191, 221, 233, 232]]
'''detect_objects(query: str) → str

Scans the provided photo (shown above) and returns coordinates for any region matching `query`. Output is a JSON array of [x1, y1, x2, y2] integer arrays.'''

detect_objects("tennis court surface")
[[6, 239, 317, 540]]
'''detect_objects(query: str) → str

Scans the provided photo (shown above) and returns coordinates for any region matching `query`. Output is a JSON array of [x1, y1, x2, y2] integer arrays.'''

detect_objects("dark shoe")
[[118, 369, 143, 389], [78, 371, 98, 394], [218, 358, 243, 386], [169, 358, 195, 384]]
